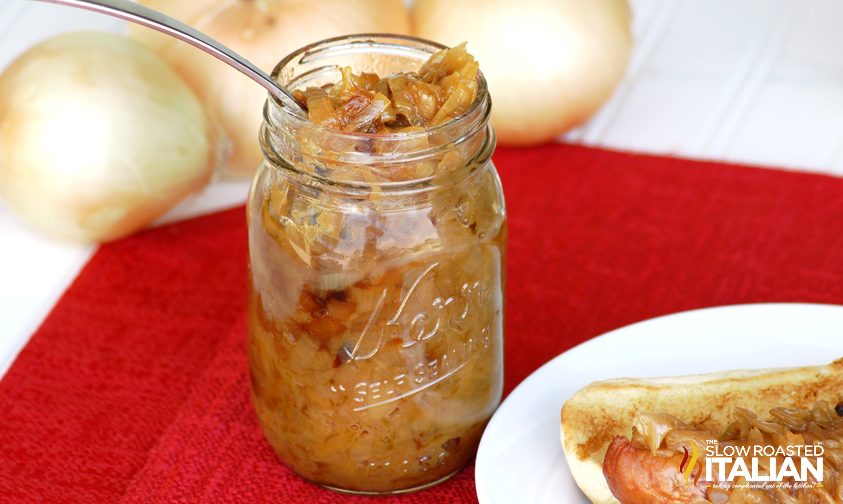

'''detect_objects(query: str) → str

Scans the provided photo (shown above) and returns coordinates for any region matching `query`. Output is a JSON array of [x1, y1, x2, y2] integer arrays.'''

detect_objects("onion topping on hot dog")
[[603, 402, 843, 503]]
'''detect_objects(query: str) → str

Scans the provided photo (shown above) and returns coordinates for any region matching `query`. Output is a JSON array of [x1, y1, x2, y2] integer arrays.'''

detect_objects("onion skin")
[[131, 0, 412, 178], [0, 32, 214, 243], [413, 0, 633, 146]]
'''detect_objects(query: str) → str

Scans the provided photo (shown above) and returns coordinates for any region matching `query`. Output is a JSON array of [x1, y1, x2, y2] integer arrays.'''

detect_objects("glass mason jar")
[[247, 34, 506, 495]]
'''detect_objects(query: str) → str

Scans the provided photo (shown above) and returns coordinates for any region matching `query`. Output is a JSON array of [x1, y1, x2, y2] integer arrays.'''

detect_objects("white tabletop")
[[2, 0, 843, 377]]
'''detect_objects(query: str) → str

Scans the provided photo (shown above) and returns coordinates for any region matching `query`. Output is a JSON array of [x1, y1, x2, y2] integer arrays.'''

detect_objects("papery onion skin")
[[413, 0, 633, 146], [0, 32, 214, 243], [131, 0, 412, 179]]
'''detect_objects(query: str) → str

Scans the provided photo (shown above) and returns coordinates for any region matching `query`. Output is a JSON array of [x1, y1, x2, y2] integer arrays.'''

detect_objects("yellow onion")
[[413, 0, 632, 145], [131, 0, 411, 178], [0, 32, 215, 243]]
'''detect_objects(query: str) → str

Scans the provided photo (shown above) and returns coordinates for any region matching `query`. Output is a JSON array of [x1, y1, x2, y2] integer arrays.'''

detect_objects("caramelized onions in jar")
[[248, 36, 505, 494]]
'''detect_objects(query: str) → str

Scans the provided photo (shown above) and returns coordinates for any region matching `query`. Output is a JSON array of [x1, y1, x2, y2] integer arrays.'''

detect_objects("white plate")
[[475, 303, 843, 504]]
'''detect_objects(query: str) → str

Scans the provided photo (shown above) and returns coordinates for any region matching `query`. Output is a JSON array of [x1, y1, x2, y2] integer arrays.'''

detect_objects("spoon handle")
[[34, 0, 302, 111]]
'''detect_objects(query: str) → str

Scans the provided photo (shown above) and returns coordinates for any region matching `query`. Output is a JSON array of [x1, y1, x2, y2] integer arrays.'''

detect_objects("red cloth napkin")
[[2, 144, 843, 503]]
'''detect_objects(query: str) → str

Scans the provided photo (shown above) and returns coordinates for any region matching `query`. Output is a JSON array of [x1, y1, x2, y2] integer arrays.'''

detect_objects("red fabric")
[[2, 144, 843, 503]]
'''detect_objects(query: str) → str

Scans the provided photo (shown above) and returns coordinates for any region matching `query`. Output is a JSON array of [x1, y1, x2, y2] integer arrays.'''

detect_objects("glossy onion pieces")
[[292, 43, 479, 133]]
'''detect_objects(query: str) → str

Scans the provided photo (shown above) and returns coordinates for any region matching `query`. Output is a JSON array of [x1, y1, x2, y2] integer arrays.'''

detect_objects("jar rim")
[[260, 34, 494, 191], [267, 33, 490, 143]]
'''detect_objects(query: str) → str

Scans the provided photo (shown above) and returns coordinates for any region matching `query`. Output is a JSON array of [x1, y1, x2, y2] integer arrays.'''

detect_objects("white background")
[[2, 0, 843, 377]]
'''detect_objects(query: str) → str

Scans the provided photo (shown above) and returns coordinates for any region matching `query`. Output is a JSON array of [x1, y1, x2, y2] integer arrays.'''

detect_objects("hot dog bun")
[[560, 357, 843, 504]]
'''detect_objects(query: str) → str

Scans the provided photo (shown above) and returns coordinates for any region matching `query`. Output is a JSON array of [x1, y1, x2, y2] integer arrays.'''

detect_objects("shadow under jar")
[[247, 34, 506, 495]]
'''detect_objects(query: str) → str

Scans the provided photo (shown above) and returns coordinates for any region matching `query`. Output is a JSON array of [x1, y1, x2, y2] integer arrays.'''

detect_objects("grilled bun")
[[560, 358, 843, 504]]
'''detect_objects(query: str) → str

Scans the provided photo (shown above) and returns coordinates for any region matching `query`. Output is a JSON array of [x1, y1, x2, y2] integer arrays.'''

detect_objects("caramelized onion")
[[631, 413, 683, 453], [291, 44, 479, 134], [624, 403, 843, 502]]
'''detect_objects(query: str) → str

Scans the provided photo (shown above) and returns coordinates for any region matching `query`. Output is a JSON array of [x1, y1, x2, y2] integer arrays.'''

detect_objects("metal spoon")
[[34, 0, 304, 114]]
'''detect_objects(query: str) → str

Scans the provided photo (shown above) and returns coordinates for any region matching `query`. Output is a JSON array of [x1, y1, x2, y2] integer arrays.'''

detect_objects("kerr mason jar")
[[247, 34, 506, 494]]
